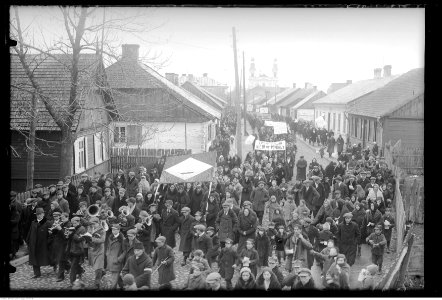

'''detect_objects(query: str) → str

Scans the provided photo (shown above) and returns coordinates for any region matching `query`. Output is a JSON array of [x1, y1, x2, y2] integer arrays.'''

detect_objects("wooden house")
[[289, 90, 327, 121], [347, 68, 424, 149], [180, 80, 226, 112], [263, 83, 317, 116], [312, 66, 400, 140], [105, 44, 221, 155], [10, 53, 113, 191]]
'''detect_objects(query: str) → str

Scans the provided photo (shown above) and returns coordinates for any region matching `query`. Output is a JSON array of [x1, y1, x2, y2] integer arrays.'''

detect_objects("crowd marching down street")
[[9, 111, 397, 291]]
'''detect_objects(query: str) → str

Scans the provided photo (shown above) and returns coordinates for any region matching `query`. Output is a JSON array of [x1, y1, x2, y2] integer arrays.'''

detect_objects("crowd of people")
[[9, 112, 397, 291]]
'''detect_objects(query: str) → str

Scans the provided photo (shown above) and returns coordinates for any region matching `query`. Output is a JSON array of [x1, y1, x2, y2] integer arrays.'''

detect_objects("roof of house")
[[181, 81, 225, 111], [347, 68, 424, 118], [313, 75, 401, 106], [256, 87, 298, 106], [10, 53, 102, 132], [105, 60, 220, 120], [327, 82, 350, 94], [247, 85, 288, 105], [274, 87, 317, 107], [292, 90, 326, 110]]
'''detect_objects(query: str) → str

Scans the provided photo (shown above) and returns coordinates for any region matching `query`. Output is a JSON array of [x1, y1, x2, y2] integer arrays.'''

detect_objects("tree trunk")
[[26, 91, 37, 191], [60, 125, 74, 179]]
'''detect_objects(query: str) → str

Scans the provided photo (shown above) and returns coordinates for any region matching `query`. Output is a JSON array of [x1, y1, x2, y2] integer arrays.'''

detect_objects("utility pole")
[[232, 27, 242, 158], [243, 51, 247, 135]]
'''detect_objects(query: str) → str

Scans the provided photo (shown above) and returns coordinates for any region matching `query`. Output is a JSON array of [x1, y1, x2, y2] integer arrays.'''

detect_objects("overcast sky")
[[12, 6, 424, 91]]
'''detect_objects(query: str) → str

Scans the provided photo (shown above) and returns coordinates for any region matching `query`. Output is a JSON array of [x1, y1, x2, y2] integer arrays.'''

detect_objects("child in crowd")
[[383, 207, 395, 254], [266, 195, 281, 222], [255, 226, 271, 268], [274, 225, 287, 266], [217, 238, 237, 290], [237, 239, 260, 278], [366, 224, 387, 274]]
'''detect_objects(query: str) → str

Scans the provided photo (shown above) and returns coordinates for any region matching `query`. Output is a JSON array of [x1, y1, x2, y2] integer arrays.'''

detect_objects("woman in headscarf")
[[234, 267, 256, 290], [362, 202, 384, 241], [355, 185, 366, 202], [351, 201, 366, 257], [236, 208, 258, 254], [255, 267, 281, 291]]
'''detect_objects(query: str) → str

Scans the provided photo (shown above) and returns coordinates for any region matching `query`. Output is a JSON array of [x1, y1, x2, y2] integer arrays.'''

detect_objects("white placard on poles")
[[254, 140, 286, 151]]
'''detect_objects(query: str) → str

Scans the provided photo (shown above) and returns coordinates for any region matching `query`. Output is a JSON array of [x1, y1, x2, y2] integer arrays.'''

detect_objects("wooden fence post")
[[397, 234, 415, 288]]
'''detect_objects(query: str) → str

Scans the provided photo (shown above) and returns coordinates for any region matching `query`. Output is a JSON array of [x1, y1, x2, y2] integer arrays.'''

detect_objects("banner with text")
[[254, 140, 286, 151], [264, 121, 288, 134]]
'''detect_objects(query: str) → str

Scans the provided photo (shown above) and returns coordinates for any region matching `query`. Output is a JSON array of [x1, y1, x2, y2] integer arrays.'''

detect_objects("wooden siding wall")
[[11, 131, 62, 191], [383, 118, 424, 148], [77, 92, 110, 132], [389, 95, 424, 119]]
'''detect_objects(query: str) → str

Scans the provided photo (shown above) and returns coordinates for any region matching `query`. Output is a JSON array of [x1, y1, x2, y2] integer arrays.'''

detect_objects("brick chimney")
[[293, 83, 296, 88], [121, 44, 139, 62], [383, 65, 392, 77], [165, 73, 179, 85], [374, 68, 382, 79]]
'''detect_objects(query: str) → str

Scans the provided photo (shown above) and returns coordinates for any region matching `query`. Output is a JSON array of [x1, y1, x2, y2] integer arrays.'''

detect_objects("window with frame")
[[114, 126, 126, 143], [94, 132, 104, 164]]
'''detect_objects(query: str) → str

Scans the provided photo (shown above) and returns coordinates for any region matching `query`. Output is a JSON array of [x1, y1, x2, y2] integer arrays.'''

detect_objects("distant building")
[[175, 73, 229, 102], [248, 58, 278, 89], [312, 65, 399, 141], [327, 80, 352, 94], [347, 68, 423, 149], [246, 85, 287, 105], [290, 89, 327, 122]]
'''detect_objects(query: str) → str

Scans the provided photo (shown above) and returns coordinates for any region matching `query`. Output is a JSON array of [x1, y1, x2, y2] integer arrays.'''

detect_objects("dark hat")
[[35, 207, 44, 215], [127, 229, 137, 236], [56, 190, 63, 195], [165, 200, 173, 206], [304, 218, 312, 224], [77, 185, 84, 190], [222, 201, 230, 207], [298, 268, 312, 276], [243, 201, 252, 207], [48, 184, 56, 189], [325, 217, 334, 223], [149, 203, 158, 208], [246, 238, 254, 244], [194, 224, 206, 231], [206, 226, 215, 232], [343, 212, 353, 218], [133, 243, 144, 250], [335, 176, 342, 181], [122, 274, 135, 286], [370, 176, 376, 180], [52, 211, 62, 216], [194, 211, 202, 216]]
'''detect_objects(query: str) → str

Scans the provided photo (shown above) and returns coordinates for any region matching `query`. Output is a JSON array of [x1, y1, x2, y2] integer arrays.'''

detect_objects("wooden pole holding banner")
[[205, 181, 213, 219]]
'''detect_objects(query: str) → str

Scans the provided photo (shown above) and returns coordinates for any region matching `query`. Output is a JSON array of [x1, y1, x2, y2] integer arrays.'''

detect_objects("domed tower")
[[250, 58, 256, 78], [272, 58, 278, 78]]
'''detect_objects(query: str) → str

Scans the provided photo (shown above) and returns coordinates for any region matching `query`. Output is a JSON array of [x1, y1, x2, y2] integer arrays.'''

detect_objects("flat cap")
[[35, 207, 45, 215], [370, 176, 376, 180], [126, 197, 136, 204], [194, 211, 202, 216], [155, 236, 166, 243], [127, 229, 137, 236], [111, 223, 121, 230], [48, 184, 56, 189], [165, 200, 173, 206], [334, 176, 342, 181], [194, 224, 206, 231], [242, 201, 252, 207], [222, 201, 230, 207], [57, 181, 64, 186], [139, 210, 149, 218], [181, 207, 190, 212], [206, 226, 215, 232], [258, 180, 265, 185], [343, 212, 353, 218], [298, 268, 312, 276], [133, 242, 144, 250], [52, 211, 62, 216]]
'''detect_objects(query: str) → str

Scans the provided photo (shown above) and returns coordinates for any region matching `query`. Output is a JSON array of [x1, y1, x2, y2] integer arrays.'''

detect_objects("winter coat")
[[268, 186, 283, 203], [236, 211, 258, 253], [183, 273, 208, 290], [383, 214, 395, 242], [58, 198, 70, 215], [337, 221, 360, 247], [89, 191, 103, 205], [122, 237, 142, 266], [48, 220, 70, 263], [281, 199, 297, 222], [179, 215, 195, 253], [160, 208, 180, 248], [367, 232, 387, 255], [122, 252, 153, 288], [327, 137, 336, 154], [284, 233, 313, 266], [363, 209, 384, 239], [255, 268, 282, 291], [106, 233, 126, 272], [218, 247, 238, 280], [271, 214, 286, 229], [336, 137, 345, 153], [189, 189, 204, 215], [86, 226, 106, 270], [315, 230, 335, 252], [26, 217, 51, 266], [296, 159, 308, 181], [126, 176, 140, 198], [241, 178, 254, 203], [113, 195, 127, 216], [66, 224, 87, 257], [152, 244, 175, 285], [237, 248, 260, 276], [174, 191, 191, 212], [216, 209, 238, 242], [234, 273, 257, 290], [207, 233, 220, 259], [195, 233, 213, 256], [274, 232, 287, 251], [201, 199, 219, 228], [255, 233, 270, 267], [334, 182, 349, 199], [326, 262, 351, 289], [250, 187, 269, 212], [266, 200, 281, 223], [300, 186, 320, 211], [312, 182, 326, 208], [293, 277, 316, 289]]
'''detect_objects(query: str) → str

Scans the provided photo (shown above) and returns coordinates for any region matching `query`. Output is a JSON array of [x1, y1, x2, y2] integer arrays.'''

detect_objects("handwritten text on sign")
[[254, 140, 286, 151]]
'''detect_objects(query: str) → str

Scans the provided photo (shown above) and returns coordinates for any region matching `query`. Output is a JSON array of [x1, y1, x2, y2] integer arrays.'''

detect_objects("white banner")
[[247, 104, 254, 112], [254, 140, 286, 151], [259, 107, 269, 114], [264, 121, 288, 134]]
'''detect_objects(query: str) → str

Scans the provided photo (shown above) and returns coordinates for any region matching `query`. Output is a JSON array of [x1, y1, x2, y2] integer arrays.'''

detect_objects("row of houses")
[[10, 44, 225, 191], [250, 65, 424, 151]]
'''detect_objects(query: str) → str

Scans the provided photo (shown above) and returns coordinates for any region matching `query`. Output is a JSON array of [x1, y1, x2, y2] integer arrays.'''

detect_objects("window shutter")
[[84, 136, 89, 169], [94, 133, 102, 165], [74, 139, 80, 174], [127, 125, 135, 145], [136, 125, 142, 145]]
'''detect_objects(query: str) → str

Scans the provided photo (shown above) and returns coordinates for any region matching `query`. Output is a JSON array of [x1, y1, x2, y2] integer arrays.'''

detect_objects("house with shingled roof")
[[312, 65, 400, 142], [347, 68, 424, 150], [105, 44, 221, 155], [289, 89, 327, 122], [10, 52, 114, 191], [180, 80, 225, 113]]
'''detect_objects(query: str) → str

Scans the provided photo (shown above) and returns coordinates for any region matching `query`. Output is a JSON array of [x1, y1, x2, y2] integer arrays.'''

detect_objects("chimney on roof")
[[383, 65, 392, 77], [305, 82, 313, 89], [346, 80, 352, 84], [374, 68, 382, 79], [293, 83, 296, 88], [188, 74, 194, 82], [165, 73, 179, 85], [121, 44, 139, 62]]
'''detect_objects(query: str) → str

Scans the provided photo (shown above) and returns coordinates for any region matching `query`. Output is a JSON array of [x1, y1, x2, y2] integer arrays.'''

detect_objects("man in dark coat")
[[49, 212, 72, 281], [152, 236, 176, 290], [178, 207, 195, 265], [10, 200, 21, 259], [250, 181, 269, 225], [88, 185, 103, 205], [126, 171, 139, 198], [333, 176, 349, 199], [336, 135, 345, 157], [357, 171, 371, 190], [66, 216, 87, 285], [190, 184, 205, 216], [201, 192, 220, 228], [216, 202, 239, 249], [174, 185, 191, 213], [327, 136, 336, 158], [299, 179, 320, 214], [194, 224, 213, 257], [121, 242, 153, 289], [217, 238, 238, 290], [206, 226, 220, 267], [26, 207, 51, 278], [114, 169, 126, 189], [311, 176, 326, 218], [336, 212, 360, 266], [160, 200, 180, 249], [113, 188, 127, 216], [296, 156, 308, 181], [80, 173, 92, 195]]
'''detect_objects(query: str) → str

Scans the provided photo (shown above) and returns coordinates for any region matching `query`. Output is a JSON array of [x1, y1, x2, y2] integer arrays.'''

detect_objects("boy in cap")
[[179, 207, 195, 266], [325, 253, 350, 289], [383, 207, 395, 253], [359, 263, 378, 290], [237, 238, 259, 277], [217, 238, 237, 290], [190, 249, 211, 273], [122, 273, 138, 290], [366, 224, 387, 274], [67, 216, 87, 285], [274, 224, 287, 266], [160, 199, 180, 249], [194, 224, 213, 259], [294, 267, 316, 289], [152, 236, 176, 290], [56, 190, 70, 215], [86, 216, 106, 289], [281, 259, 305, 289], [205, 226, 220, 267], [121, 242, 153, 289], [255, 226, 271, 268]]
